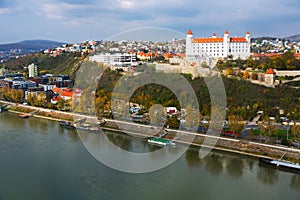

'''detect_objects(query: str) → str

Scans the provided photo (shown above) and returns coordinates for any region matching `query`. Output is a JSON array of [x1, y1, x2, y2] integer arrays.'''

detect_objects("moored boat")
[[259, 158, 300, 171], [59, 121, 76, 129], [18, 113, 30, 118], [75, 123, 101, 133], [148, 137, 176, 146]]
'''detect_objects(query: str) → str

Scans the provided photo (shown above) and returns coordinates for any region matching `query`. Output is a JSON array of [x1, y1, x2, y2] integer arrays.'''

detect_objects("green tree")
[[57, 99, 64, 110]]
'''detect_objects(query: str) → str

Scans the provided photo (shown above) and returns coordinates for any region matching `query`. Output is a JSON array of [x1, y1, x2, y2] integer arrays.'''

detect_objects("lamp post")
[[286, 121, 289, 140]]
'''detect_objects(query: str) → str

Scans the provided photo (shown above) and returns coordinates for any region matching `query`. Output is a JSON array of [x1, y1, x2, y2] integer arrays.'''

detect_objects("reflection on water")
[[100, 130, 162, 153], [257, 165, 279, 186], [67, 130, 79, 142], [204, 153, 223, 176], [226, 157, 244, 178], [290, 174, 300, 191], [106, 132, 133, 152], [184, 146, 299, 191], [1, 112, 300, 199], [247, 159, 255, 171], [185, 147, 244, 178], [185, 148, 203, 168]]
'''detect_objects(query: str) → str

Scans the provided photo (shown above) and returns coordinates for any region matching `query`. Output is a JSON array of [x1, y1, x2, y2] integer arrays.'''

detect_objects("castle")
[[186, 29, 251, 60]]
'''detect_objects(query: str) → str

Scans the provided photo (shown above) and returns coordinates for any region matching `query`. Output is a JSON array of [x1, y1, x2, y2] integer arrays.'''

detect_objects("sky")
[[0, 0, 300, 43]]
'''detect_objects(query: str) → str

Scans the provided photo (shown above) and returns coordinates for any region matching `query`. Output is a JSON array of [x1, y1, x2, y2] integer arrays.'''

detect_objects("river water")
[[0, 112, 299, 200]]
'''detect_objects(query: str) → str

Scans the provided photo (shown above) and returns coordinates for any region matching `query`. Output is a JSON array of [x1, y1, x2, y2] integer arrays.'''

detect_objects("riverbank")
[[1, 100, 300, 164]]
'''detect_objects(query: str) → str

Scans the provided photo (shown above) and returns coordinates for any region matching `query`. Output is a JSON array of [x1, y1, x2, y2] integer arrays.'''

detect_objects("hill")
[[0, 52, 83, 77], [285, 34, 300, 42], [0, 40, 65, 51]]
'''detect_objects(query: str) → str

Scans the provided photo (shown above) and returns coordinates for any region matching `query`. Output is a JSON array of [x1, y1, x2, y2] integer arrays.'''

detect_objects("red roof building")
[[266, 68, 276, 75], [186, 29, 251, 59]]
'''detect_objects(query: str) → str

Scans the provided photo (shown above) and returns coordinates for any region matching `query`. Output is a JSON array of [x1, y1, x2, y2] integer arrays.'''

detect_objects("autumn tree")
[[228, 114, 244, 138], [243, 71, 249, 79], [185, 104, 200, 130], [250, 72, 258, 80], [291, 125, 300, 138]]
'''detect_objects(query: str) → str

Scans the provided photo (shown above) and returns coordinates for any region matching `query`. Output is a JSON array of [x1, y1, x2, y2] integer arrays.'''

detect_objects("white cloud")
[[0, 7, 12, 14], [42, 2, 88, 19], [0, 0, 300, 43]]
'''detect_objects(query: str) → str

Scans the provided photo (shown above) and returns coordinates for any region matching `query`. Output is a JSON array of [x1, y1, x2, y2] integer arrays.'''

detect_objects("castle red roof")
[[193, 38, 224, 43], [224, 30, 229, 34], [266, 68, 276, 75], [230, 38, 248, 43], [187, 29, 193, 35]]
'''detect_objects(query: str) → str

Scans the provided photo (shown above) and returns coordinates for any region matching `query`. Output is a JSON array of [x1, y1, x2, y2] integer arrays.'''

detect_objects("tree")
[[57, 99, 64, 110], [282, 51, 296, 70], [291, 125, 300, 138], [185, 104, 200, 130], [243, 71, 249, 79], [246, 56, 255, 68], [262, 116, 278, 140], [228, 114, 244, 138], [166, 116, 180, 129], [250, 72, 258, 80], [225, 68, 233, 76]]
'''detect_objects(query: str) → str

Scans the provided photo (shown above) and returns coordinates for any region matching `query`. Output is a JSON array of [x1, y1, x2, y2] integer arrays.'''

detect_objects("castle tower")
[[265, 68, 276, 86], [223, 30, 230, 57], [246, 31, 250, 42], [186, 29, 194, 59]]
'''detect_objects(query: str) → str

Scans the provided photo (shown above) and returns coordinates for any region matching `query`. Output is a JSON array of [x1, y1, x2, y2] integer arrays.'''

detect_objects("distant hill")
[[251, 37, 285, 43], [285, 34, 300, 42], [0, 40, 65, 51]]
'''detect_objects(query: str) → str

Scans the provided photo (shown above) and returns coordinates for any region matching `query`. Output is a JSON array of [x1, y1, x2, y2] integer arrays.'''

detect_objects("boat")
[[148, 137, 176, 146], [18, 113, 30, 118], [59, 121, 76, 129], [97, 118, 106, 126], [75, 123, 101, 133], [0, 104, 8, 113], [18, 110, 40, 119], [259, 158, 300, 172]]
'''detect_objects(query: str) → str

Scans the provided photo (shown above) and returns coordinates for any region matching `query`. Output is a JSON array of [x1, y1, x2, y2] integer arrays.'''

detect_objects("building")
[[28, 63, 38, 78], [265, 68, 276, 86], [12, 80, 36, 89], [39, 84, 56, 91], [186, 29, 251, 60], [0, 68, 7, 76], [89, 53, 138, 67]]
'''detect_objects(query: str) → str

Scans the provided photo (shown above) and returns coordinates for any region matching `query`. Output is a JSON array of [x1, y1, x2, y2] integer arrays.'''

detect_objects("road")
[[1, 99, 300, 154]]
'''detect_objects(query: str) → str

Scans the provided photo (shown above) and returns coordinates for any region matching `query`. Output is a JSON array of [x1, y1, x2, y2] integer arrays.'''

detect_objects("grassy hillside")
[[0, 52, 84, 77]]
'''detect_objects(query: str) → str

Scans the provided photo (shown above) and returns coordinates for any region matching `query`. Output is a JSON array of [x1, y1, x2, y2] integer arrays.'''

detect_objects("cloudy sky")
[[0, 0, 300, 43]]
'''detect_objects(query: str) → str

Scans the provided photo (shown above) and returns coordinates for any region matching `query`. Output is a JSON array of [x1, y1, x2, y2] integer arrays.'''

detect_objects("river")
[[0, 112, 299, 200]]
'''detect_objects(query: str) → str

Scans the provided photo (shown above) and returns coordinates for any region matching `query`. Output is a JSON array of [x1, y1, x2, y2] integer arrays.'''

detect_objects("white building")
[[28, 63, 38, 78], [265, 68, 276, 86], [39, 84, 56, 91], [89, 53, 138, 67], [186, 29, 251, 60], [0, 68, 7, 76]]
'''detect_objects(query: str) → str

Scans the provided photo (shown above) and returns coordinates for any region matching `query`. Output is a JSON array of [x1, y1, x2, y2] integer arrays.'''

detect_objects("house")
[[166, 107, 178, 115], [52, 87, 73, 101]]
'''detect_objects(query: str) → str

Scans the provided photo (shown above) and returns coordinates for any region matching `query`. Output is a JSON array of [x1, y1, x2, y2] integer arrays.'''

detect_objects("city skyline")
[[0, 0, 300, 43]]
